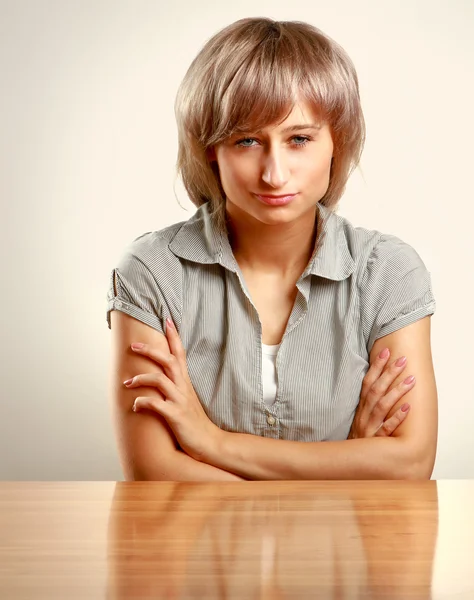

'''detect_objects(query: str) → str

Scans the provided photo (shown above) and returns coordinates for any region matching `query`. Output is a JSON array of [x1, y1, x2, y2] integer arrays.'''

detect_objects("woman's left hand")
[[124, 318, 223, 462]]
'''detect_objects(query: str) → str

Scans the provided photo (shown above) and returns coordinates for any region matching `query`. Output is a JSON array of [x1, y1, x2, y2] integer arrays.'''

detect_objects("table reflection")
[[106, 481, 439, 598]]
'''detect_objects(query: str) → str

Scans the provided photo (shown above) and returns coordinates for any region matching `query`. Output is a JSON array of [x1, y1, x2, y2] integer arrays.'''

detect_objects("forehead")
[[234, 100, 325, 135], [281, 101, 320, 124]]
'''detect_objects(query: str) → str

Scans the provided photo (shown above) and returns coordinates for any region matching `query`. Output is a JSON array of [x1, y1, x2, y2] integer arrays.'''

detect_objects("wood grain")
[[1, 480, 473, 599]]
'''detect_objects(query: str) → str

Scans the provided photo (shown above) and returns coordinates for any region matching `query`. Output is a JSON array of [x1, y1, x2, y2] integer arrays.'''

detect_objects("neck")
[[225, 203, 319, 279]]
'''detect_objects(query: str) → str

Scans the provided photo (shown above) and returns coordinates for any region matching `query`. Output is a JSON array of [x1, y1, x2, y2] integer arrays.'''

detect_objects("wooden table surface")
[[1, 480, 473, 599]]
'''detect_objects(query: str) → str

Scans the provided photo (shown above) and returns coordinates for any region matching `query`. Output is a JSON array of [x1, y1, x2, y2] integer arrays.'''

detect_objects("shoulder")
[[335, 214, 436, 351], [122, 220, 186, 266], [112, 219, 194, 292], [109, 218, 190, 303], [334, 213, 429, 282], [107, 220, 191, 331]]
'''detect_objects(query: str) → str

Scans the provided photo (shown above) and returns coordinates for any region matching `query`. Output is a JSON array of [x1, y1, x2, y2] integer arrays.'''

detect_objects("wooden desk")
[[0, 480, 473, 599]]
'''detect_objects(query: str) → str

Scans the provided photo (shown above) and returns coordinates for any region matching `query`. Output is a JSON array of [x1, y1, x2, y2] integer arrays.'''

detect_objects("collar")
[[168, 201, 355, 281]]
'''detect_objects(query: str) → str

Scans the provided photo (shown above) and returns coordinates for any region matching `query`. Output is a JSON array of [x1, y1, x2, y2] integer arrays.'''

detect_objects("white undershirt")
[[261, 343, 280, 407]]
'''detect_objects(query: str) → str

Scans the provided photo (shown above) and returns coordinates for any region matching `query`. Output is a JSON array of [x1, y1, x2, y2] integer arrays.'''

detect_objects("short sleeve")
[[359, 234, 436, 354], [106, 238, 166, 334]]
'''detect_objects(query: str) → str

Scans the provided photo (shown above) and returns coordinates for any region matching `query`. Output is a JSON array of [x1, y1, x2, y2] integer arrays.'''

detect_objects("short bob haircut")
[[174, 17, 365, 245]]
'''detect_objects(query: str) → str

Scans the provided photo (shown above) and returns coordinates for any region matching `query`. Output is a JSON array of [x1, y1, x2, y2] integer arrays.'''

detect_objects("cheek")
[[319, 154, 333, 178], [219, 156, 255, 189], [297, 153, 332, 184], [316, 159, 333, 189]]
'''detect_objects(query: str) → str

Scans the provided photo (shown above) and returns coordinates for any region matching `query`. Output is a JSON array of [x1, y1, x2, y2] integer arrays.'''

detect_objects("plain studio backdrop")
[[1, 0, 473, 482]]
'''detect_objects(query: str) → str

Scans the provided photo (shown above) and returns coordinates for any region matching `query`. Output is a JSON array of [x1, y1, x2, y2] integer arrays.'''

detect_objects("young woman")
[[107, 18, 438, 481]]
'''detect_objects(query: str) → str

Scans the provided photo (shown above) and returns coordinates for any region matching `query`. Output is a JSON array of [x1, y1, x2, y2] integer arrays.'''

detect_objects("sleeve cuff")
[[369, 300, 436, 352], [107, 297, 165, 334]]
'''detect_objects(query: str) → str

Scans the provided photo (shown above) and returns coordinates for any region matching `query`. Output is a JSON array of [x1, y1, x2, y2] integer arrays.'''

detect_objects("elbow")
[[408, 456, 436, 480], [394, 443, 436, 480], [401, 462, 433, 480], [121, 466, 151, 482], [122, 459, 174, 482], [131, 466, 173, 482], [129, 471, 171, 482], [381, 438, 435, 480]]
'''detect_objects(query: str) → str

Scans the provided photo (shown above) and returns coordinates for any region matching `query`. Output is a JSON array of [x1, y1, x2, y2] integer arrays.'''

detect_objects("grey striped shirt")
[[106, 202, 436, 442]]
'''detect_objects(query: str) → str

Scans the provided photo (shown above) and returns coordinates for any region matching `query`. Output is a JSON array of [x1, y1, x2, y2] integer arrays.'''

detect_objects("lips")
[[254, 193, 298, 206]]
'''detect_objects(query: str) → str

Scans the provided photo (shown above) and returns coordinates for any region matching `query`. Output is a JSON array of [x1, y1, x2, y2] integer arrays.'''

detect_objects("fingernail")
[[401, 403, 410, 412], [123, 378, 133, 386], [403, 375, 415, 385], [131, 343, 144, 350], [166, 317, 175, 330], [379, 348, 389, 359], [395, 356, 407, 367]]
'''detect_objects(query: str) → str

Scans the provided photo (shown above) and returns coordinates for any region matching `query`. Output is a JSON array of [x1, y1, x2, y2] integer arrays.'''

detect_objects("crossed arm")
[[200, 317, 438, 480], [112, 310, 437, 481]]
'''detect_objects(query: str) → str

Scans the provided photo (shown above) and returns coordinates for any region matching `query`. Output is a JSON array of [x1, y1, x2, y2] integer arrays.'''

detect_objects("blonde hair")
[[174, 17, 365, 239]]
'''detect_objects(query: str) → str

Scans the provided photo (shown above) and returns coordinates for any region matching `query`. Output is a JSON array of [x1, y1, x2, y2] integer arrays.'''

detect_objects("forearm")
[[135, 447, 245, 481], [118, 408, 245, 481], [205, 433, 421, 480]]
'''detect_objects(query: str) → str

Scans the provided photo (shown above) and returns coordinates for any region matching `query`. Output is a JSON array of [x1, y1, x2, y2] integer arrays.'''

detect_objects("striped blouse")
[[106, 202, 436, 442]]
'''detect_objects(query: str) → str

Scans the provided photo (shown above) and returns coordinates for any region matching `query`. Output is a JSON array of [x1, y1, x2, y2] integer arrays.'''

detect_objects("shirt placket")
[[233, 266, 312, 438]]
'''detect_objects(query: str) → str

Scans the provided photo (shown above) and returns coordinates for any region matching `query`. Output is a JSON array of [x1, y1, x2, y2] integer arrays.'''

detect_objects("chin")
[[253, 208, 301, 226]]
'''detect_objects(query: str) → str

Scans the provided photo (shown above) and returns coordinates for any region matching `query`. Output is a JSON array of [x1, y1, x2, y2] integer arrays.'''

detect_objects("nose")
[[261, 147, 290, 189]]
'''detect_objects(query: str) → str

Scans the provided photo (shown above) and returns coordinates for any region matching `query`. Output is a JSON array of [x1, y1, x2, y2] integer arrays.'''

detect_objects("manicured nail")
[[379, 348, 389, 359], [401, 403, 410, 412], [131, 343, 144, 350], [123, 378, 133, 386], [395, 356, 407, 367], [166, 318, 175, 330], [403, 375, 415, 385]]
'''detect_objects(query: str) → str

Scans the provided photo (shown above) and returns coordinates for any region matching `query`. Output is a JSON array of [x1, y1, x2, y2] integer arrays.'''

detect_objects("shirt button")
[[115, 300, 122, 308], [267, 415, 276, 426]]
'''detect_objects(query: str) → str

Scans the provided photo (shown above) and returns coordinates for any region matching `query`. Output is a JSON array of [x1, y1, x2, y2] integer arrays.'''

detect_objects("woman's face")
[[211, 100, 334, 226]]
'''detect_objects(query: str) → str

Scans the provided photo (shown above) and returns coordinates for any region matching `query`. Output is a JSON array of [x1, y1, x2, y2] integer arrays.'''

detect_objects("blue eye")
[[292, 136, 310, 146], [235, 136, 312, 149], [235, 138, 257, 147]]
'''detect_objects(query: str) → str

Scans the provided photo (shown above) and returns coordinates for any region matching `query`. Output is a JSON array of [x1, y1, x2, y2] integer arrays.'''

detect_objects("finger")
[[375, 404, 411, 437], [165, 318, 191, 383], [131, 343, 184, 385], [373, 355, 409, 394], [360, 348, 390, 399], [165, 318, 187, 363], [126, 372, 181, 401], [367, 376, 416, 431], [124, 375, 166, 403], [364, 355, 410, 413], [133, 395, 174, 420]]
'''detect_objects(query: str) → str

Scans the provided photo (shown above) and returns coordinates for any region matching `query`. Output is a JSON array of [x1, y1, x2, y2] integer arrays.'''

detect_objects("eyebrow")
[[280, 123, 323, 133], [248, 123, 323, 135]]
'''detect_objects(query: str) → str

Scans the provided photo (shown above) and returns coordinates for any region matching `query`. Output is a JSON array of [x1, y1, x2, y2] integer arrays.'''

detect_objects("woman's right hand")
[[348, 349, 416, 439]]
